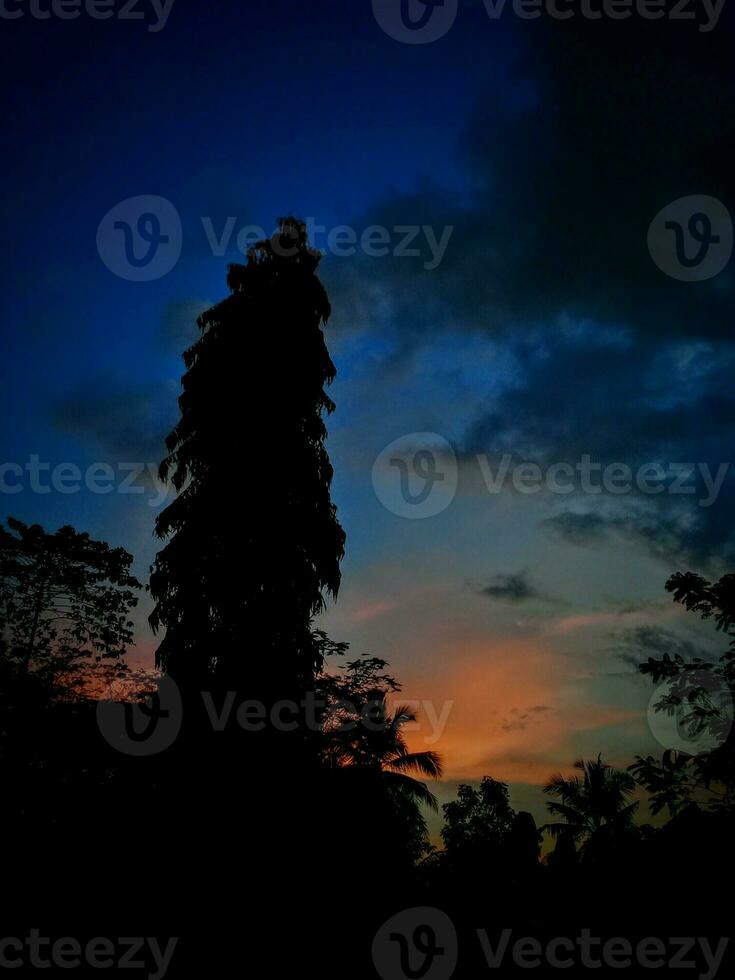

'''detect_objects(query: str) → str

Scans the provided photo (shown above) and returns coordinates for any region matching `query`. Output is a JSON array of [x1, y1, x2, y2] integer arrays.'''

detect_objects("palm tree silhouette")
[[542, 755, 639, 847], [329, 694, 443, 810]]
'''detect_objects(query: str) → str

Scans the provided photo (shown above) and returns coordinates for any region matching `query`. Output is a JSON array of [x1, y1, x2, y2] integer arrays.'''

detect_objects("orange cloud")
[[349, 600, 399, 623], [395, 637, 637, 785]]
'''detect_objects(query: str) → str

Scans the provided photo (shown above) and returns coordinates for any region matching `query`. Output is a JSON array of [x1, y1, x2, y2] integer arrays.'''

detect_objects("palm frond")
[[387, 750, 443, 779], [383, 771, 439, 810]]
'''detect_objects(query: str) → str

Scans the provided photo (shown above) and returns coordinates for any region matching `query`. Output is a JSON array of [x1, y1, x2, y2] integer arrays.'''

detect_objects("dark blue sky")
[[0, 0, 524, 543]]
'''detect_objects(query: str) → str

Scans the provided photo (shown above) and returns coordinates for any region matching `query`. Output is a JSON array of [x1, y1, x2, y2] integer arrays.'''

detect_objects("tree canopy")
[[0, 516, 141, 699]]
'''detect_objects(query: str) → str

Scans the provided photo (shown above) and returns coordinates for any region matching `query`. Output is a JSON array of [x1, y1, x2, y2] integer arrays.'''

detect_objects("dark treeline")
[[2, 222, 733, 977]]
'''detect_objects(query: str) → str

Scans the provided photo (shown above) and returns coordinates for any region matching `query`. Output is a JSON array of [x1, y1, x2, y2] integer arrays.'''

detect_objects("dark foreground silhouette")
[[2, 222, 734, 977]]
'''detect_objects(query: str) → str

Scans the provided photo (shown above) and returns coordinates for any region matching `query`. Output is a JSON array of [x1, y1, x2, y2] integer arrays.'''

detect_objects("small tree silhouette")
[[629, 749, 697, 817], [542, 755, 639, 850], [631, 570, 735, 813], [329, 693, 443, 803], [327, 693, 442, 863], [441, 777, 516, 861], [0, 516, 141, 699]]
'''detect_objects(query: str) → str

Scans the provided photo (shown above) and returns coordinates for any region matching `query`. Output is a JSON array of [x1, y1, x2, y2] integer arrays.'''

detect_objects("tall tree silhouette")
[[149, 219, 345, 713]]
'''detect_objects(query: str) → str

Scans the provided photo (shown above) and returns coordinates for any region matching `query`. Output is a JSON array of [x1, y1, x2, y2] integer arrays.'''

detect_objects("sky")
[[2, 1, 735, 830]]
